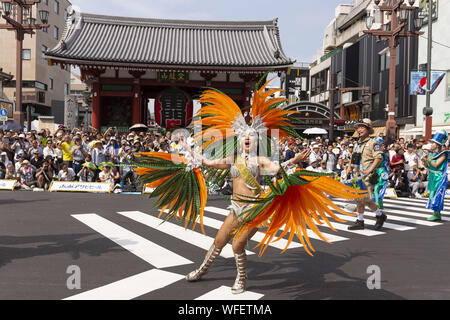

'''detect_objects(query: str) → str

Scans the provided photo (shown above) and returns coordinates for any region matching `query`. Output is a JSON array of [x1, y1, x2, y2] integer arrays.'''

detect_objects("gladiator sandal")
[[231, 252, 248, 295], [186, 244, 222, 282]]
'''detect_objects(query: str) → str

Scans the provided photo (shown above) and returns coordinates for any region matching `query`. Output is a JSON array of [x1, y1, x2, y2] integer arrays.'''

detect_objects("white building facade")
[[415, 0, 450, 132]]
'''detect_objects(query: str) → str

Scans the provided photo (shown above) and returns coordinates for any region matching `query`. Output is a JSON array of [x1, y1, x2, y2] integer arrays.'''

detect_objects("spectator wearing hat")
[[309, 144, 321, 166], [424, 130, 449, 222], [5, 163, 19, 181], [78, 162, 96, 182], [30, 149, 44, 170], [346, 118, 387, 231], [318, 160, 332, 173], [99, 164, 116, 184], [28, 139, 43, 158], [0, 152, 8, 179], [306, 158, 321, 172], [11, 134, 30, 161], [19, 160, 37, 190]]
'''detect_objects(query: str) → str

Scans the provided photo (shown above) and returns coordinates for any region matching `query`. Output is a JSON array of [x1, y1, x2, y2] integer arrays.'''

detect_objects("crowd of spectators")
[[0, 124, 448, 198], [0, 125, 185, 192], [278, 133, 450, 198]]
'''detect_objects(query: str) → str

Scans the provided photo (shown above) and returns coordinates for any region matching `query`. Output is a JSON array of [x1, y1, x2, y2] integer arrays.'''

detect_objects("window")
[[336, 71, 343, 88], [54, 26, 59, 40], [379, 54, 385, 72], [395, 88, 399, 116], [22, 49, 31, 60], [43, 0, 48, 5], [64, 83, 69, 95], [372, 93, 380, 112], [41, 45, 48, 59], [49, 78, 54, 90], [396, 47, 400, 66], [64, 9, 68, 21], [54, 0, 60, 14]]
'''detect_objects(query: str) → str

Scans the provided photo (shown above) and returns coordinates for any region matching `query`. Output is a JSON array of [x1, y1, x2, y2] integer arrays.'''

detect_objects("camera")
[[351, 152, 362, 166]]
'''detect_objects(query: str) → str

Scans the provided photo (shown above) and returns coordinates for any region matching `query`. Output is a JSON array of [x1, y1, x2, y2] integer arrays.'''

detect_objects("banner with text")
[[0, 180, 18, 191], [49, 181, 113, 193]]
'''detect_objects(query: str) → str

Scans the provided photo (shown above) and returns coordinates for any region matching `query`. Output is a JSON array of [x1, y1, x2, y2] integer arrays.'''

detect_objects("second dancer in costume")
[[424, 130, 449, 222]]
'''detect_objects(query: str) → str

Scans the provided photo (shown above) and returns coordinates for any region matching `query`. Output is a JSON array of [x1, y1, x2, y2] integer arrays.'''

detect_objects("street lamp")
[[366, 15, 375, 30], [39, 9, 49, 24], [364, 0, 423, 144], [2, 1, 12, 16], [0, 1, 50, 131]]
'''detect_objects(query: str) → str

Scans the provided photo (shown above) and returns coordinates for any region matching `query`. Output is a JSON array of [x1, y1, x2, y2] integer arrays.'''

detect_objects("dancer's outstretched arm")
[[258, 149, 311, 176]]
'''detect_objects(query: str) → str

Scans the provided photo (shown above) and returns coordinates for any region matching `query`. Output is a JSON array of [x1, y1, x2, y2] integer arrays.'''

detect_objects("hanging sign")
[[155, 88, 193, 129], [410, 71, 446, 95], [157, 71, 189, 83]]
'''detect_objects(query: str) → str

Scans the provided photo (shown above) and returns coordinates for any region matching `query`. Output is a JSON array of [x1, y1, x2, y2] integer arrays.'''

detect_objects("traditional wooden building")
[[45, 12, 294, 131]]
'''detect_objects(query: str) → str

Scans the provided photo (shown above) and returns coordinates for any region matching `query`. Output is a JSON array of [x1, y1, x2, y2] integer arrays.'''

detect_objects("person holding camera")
[[407, 165, 428, 199], [346, 119, 387, 231], [36, 160, 55, 190]]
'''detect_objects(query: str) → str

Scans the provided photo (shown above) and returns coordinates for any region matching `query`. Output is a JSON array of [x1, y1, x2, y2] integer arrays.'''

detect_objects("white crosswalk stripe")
[[204, 206, 352, 241], [64, 269, 185, 300], [195, 286, 264, 300], [69, 196, 448, 300], [117, 211, 254, 258], [332, 200, 443, 226], [383, 198, 450, 215], [71, 214, 192, 268]]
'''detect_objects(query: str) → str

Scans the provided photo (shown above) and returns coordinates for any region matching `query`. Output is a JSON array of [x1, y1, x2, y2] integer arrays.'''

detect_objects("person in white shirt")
[[43, 139, 59, 160], [309, 144, 321, 165], [317, 160, 332, 173], [306, 159, 321, 172], [57, 163, 76, 182], [404, 144, 418, 173], [99, 165, 116, 184]]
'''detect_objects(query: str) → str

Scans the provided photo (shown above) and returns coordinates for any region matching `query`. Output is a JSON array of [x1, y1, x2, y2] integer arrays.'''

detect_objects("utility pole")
[[0, 1, 50, 132], [364, 0, 424, 145], [329, 72, 336, 142], [423, 0, 434, 140]]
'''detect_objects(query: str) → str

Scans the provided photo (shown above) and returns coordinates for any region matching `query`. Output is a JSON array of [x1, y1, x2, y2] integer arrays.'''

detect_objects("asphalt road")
[[1, 190, 450, 300]]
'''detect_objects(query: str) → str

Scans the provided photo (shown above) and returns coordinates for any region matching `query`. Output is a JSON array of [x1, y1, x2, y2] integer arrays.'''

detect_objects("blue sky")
[[70, 0, 348, 63]]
